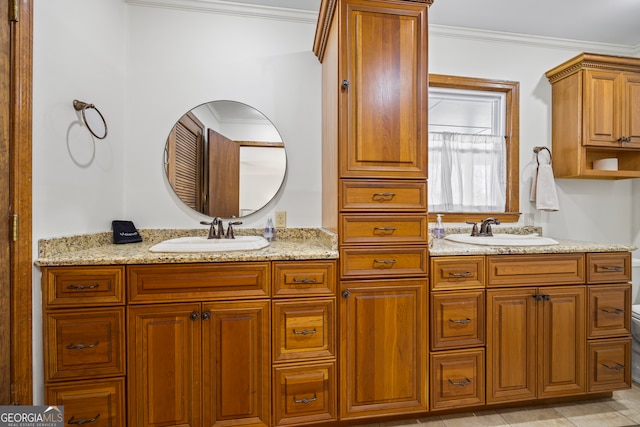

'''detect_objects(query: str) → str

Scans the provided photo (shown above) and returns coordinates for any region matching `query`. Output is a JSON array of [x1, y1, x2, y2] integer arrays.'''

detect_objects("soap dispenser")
[[263, 217, 276, 242], [433, 214, 445, 239]]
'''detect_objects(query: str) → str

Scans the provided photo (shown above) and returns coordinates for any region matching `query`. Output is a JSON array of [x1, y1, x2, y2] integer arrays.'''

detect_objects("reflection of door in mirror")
[[208, 128, 239, 217], [167, 112, 204, 212], [165, 101, 287, 219]]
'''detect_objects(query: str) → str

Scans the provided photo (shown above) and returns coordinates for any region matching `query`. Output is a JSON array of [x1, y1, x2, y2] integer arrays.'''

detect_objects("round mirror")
[[165, 100, 287, 218]]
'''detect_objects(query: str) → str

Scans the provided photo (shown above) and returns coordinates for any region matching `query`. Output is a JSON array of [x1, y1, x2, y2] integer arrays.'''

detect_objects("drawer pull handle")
[[601, 308, 624, 315], [68, 414, 100, 424], [293, 278, 318, 284], [449, 318, 472, 324], [373, 226, 397, 232], [66, 284, 99, 290], [372, 192, 396, 200], [66, 341, 99, 350], [293, 328, 317, 335], [449, 272, 471, 278], [448, 378, 471, 387], [600, 266, 623, 272], [602, 362, 625, 371], [373, 259, 397, 268], [293, 393, 317, 404]]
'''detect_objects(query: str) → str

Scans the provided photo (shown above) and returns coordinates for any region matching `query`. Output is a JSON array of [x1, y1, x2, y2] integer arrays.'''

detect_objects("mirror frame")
[[428, 74, 520, 223]]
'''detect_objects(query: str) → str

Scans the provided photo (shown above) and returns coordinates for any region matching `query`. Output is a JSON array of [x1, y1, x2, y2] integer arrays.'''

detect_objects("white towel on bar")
[[530, 163, 559, 211]]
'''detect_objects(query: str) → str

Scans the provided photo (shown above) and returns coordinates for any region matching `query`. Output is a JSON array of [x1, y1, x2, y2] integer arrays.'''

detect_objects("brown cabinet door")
[[486, 288, 537, 404], [202, 300, 270, 427], [585, 70, 620, 147], [339, 279, 427, 418], [272, 361, 337, 426], [621, 73, 640, 146], [46, 378, 125, 427], [538, 286, 586, 398], [487, 286, 586, 403], [340, 0, 428, 179], [431, 290, 485, 351], [128, 303, 201, 427]]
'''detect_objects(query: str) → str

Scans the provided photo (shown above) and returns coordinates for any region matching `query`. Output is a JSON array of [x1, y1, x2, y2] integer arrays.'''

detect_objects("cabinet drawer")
[[586, 253, 631, 284], [340, 247, 428, 279], [45, 308, 125, 381], [340, 180, 427, 212], [430, 349, 485, 410], [340, 214, 428, 245], [127, 262, 270, 303], [588, 338, 631, 393], [273, 361, 336, 426], [431, 290, 485, 350], [588, 284, 631, 338], [487, 253, 585, 287], [273, 298, 335, 362], [431, 256, 485, 290], [43, 266, 125, 308], [45, 377, 125, 427], [272, 261, 336, 298]]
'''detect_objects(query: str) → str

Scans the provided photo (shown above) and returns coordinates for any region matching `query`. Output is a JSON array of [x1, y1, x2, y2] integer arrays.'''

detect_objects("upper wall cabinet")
[[314, 0, 429, 180], [546, 53, 640, 179]]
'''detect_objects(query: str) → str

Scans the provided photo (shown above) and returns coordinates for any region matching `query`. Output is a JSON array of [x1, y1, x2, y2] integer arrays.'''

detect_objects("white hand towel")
[[530, 164, 559, 211]]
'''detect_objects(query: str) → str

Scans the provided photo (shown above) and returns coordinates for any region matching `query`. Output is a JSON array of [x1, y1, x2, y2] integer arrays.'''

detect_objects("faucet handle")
[[226, 221, 242, 239], [466, 221, 479, 236]]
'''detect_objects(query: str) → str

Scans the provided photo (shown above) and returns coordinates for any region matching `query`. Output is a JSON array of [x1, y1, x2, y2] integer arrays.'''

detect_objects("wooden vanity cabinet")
[[546, 53, 640, 179], [486, 254, 588, 403], [41, 265, 126, 426], [127, 263, 271, 427], [585, 253, 632, 393], [314, 0, 431, 420], [271, 261, 337, 427], [429, 257, 486, 411]]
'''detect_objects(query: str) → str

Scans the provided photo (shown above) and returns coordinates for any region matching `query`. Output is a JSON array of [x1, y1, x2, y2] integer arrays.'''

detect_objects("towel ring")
[[73, 100, 108, 140], [533, 146, 552, 166]]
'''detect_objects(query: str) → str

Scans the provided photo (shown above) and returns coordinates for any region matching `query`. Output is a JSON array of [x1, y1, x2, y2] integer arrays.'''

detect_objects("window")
[[428, 74, 520, 223]]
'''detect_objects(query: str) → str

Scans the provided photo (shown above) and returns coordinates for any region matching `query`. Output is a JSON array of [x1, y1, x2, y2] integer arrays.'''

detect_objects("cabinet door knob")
[[201, 311, 211, 321], [190, 311, 200, 321], [341, 79, 350, 90], [341, 290, 351, 298]]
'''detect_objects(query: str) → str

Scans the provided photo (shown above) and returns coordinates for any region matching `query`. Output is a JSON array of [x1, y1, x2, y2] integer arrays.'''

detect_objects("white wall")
[[428, 29, 639, 246], [123, 4, 322, 230], [32, 0, 127, 403], [32, 0, 640, 402]]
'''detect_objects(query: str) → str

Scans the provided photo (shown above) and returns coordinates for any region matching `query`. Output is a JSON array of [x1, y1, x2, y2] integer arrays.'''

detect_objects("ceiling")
[[223, 0, 640, 47]]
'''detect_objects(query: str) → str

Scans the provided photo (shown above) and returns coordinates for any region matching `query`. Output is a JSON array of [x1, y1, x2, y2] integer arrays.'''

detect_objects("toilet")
[[633, 304, 640, 384]]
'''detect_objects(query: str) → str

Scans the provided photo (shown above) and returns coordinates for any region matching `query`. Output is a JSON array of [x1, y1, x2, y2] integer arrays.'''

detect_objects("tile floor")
[[365, 382, 640, 427]]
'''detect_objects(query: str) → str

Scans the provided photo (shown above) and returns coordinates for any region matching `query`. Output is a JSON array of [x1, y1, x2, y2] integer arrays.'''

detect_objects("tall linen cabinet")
[[313, 0, 431, 420]]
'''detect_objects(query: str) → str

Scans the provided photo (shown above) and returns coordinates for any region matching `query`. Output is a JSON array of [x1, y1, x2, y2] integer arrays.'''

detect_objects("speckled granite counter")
[[35, 228, 338, 266], [429, 226, 636, 256]]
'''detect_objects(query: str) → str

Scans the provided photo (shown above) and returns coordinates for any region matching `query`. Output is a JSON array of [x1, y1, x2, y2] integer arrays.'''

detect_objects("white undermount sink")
[[149, 235, 270, 253], [444, 233, 559, 247]]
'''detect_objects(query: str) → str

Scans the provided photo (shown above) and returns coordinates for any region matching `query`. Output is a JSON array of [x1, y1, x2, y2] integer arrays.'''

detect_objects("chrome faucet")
[[200, 217, 225, 239], [479, 217, 500, 236]]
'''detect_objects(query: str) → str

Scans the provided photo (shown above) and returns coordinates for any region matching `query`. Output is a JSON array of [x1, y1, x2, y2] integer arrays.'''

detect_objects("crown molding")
[[429, 24, 639, 57], [125, 0, 319, 24]]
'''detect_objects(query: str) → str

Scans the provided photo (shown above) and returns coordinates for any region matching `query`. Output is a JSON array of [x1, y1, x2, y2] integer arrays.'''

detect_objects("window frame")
[[428, 74, 520, 223]]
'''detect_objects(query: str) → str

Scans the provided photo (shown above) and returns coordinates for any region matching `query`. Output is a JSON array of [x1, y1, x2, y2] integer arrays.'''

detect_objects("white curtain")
[[428, 132, 506, 212]]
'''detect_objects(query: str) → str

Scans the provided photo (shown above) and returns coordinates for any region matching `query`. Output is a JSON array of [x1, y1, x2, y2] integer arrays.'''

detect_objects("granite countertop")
[[35, 228, 339, 267], [429, 226, 636, 256]]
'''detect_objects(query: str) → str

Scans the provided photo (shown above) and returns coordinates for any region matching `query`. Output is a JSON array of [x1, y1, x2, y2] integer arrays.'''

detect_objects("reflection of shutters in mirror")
[[167, 112, 204, 211], [208, 129, 240, 218]]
